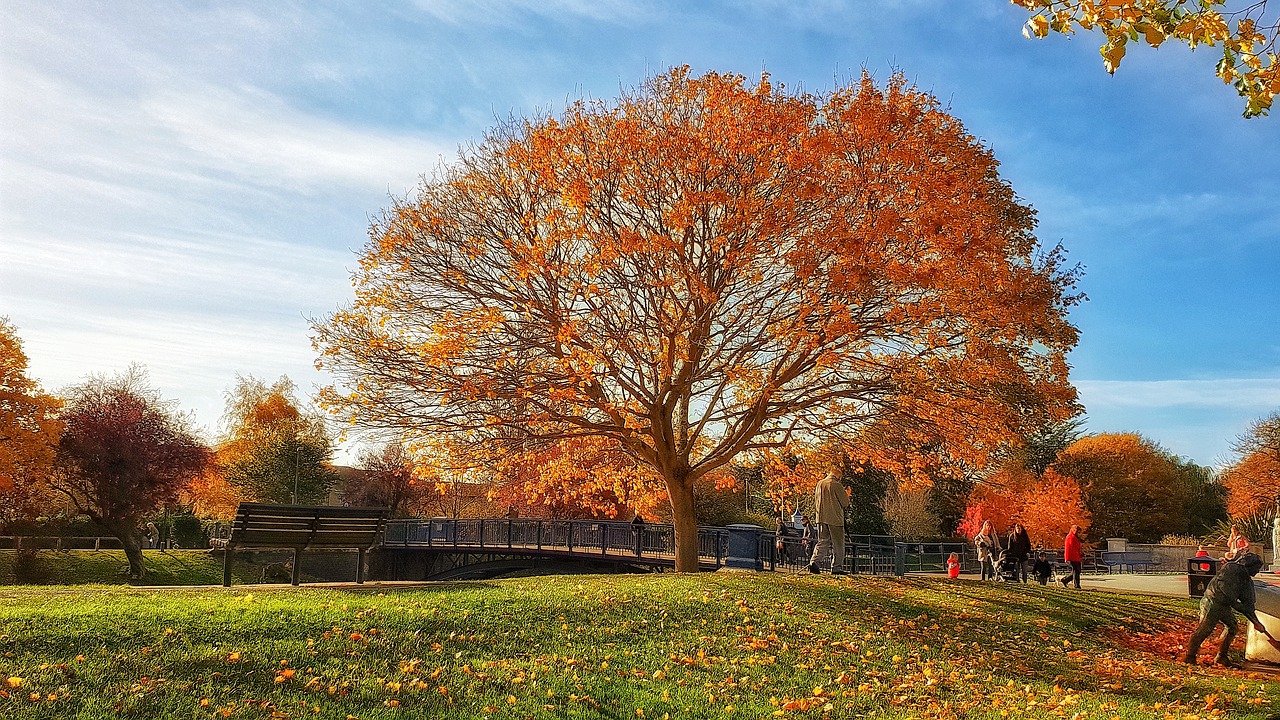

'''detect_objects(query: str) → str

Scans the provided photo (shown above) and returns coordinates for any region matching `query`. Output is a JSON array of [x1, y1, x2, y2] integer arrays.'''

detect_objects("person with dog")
[[1184, 551, 1273, 667], [808, 471, 851, 575], [973, 520, 1001, 581], [1006, 522, 1032, 583]]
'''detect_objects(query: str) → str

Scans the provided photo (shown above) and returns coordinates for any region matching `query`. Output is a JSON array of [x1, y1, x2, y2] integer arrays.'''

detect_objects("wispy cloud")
[[1077, 378, 1280, 409], [143, 86, 449, 194], [409, 0, 649, 26]]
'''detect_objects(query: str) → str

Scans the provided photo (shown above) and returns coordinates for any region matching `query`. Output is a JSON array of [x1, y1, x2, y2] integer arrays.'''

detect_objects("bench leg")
[[223, 545, 233, 587], [291, 549, 302, 586], [357, 549, 366, 584]]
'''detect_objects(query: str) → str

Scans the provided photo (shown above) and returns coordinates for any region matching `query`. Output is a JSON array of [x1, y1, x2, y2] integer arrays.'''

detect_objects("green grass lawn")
[[0, 549, 297, 586], [0, 572, 1274, 719]]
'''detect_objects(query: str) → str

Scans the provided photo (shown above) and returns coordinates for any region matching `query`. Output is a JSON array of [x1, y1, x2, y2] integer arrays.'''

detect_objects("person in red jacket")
[[946, 552, 961, 579], [1195, 545, 1212, 573], [1061, 525, 1083, 589]]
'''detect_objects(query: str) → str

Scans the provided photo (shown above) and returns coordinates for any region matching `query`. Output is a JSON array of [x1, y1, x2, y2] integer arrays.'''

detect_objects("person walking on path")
[[800, 516, 816, 560], [974, 521, 1001, 581], [1061, 524, 1083, 589], [808, 472, 851, 575], [1006, 523, 1032, 583]]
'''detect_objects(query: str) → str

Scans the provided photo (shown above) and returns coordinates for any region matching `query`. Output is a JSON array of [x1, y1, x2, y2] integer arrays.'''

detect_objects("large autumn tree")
[[314, 68, 1082, 571], [1015, 0, 1279, 116], [1050, 432, 1217, 542], [0, 318, 62, 523], [48, 366, 210, 578], [218, 376, 337, 505]]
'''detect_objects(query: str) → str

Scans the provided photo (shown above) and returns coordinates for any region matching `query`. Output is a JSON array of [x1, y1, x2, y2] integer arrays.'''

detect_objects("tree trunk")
[[118, 530, 146, 580], [667, 479, 701, 573]]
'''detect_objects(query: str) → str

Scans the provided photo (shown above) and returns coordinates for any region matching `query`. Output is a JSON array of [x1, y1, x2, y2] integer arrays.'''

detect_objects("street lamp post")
[[292, 445, 300, 505]]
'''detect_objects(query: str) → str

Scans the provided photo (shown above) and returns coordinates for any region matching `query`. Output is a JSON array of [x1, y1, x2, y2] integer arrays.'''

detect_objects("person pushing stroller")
[[994, 549, 1021, 582]]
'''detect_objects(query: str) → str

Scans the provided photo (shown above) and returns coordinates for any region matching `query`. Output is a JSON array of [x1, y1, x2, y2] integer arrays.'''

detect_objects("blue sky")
[[1, 1, 1277, 467]]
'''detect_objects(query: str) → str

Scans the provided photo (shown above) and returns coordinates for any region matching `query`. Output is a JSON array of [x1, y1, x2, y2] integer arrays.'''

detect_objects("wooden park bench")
[[221, 503, 388, 587], [1101, 549, 1159, 573]]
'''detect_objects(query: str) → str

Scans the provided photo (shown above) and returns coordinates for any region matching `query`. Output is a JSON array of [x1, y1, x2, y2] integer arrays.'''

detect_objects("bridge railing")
[[385, 518, 944, 576], [384, 518, 728, 567]]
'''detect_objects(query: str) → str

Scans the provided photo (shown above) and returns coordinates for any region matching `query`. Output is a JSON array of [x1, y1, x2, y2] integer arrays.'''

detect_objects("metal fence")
[[0, 536, 125, 551], [384, 518, 729, 568]]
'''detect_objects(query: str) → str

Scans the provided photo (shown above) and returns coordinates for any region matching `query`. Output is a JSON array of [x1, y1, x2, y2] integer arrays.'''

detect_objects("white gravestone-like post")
[[1271, 516, 1280, 573]]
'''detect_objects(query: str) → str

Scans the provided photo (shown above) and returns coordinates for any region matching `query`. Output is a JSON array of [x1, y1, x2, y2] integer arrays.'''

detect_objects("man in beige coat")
[[808, 471, 851, 575]]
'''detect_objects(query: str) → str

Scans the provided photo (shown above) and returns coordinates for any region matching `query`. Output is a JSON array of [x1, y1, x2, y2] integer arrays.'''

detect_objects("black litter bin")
[[1187, 557, 1218, 598]]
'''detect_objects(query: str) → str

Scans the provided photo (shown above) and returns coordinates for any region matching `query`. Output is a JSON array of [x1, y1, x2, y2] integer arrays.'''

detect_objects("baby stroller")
[[994, 550, 1020, 582]]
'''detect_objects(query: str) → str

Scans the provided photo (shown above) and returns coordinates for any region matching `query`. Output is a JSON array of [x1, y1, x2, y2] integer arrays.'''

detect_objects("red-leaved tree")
[[49, 366, 211, 579]]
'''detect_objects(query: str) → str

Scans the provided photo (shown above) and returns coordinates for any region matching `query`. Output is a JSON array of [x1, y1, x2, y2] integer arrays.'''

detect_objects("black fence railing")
[[383, 518, 729, 568], [760, 533, 906, 576], [0, 536, 125, 551]]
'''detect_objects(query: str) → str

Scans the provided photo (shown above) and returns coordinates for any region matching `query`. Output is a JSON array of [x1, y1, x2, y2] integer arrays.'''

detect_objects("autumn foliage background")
[[0, 64, 1275, 574]]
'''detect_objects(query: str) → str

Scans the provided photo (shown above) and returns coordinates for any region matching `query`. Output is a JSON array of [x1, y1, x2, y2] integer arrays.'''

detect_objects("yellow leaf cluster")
[[1016, 0, 1279, 116]]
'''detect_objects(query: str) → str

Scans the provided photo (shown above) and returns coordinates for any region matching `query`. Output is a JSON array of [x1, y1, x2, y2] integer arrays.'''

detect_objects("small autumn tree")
[[48, 366, 211, 578], [1222, 409, 1280, 520], [1017, 468, 1091, 548], [884, 486, 941, 540], [219, 376, 337, 505], [0, 318, 63, 524], [1015, 0, 1279, 117], [314, 68, 1082, 571], [957, 481, 1021, 539], [959, 459, 1090, 546], [341, 441, 428, 517]]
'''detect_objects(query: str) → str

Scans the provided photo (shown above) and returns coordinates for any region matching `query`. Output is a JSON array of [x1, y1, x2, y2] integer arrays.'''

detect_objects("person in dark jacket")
[[774, 516, 800, 564], [1006, 523, 1032, 583], [1184, 551, 1270, 666], [1031, 551, 1052, 585], [800, 516, 816, 560]]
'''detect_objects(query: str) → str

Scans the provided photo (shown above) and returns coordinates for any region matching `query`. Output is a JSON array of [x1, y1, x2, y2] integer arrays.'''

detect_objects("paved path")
[[931, 572, 1191, 597]]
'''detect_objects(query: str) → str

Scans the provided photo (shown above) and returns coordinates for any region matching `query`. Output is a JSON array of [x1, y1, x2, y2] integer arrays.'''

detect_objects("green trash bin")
[[1187, 557, 1218, 598]]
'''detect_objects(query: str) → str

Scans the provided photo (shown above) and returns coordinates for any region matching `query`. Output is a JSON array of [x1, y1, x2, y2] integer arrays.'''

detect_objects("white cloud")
[[1077, 378, 1280, 409]]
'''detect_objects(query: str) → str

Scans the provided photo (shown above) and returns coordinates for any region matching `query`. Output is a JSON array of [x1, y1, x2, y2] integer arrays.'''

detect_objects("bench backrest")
[[1102, 550, 1152, 562], [229, 503, 387, 550]]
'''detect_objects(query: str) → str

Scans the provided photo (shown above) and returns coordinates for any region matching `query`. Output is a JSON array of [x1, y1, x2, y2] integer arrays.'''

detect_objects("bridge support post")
[[223, 544, 233, 587], [725, 524, 764, 571]]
